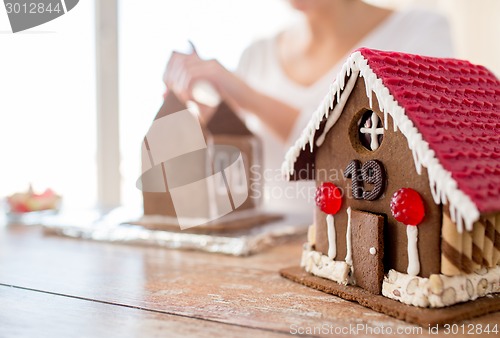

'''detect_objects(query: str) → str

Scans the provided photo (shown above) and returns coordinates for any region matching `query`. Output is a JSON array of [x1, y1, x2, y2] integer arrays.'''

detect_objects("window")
[[0, 1, 97, 208], [357, 110, 384, 152]]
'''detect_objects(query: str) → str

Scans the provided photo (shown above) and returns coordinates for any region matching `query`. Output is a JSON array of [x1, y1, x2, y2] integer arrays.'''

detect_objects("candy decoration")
[[316, 182, 343, 260], [344, 159, 386, 201], [7, 186, 61, 213], [315, 182, 342, 215], [390, 188, 425, 225], [441, 212, 466, 276], [344, 160, 363, 199], [390, 188, 425, 276], [361, 160, 386, 201]]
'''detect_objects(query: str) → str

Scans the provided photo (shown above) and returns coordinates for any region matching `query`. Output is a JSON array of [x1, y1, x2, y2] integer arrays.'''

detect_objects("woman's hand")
[[163, 51, 241, 122], [163, 50, 299, 141]]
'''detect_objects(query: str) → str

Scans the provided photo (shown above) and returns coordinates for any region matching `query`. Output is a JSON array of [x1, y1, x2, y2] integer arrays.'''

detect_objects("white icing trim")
[[302, 245, 500, 308], [282, 51, 480, 231], [326, 214, 336, 259], [359, 111, 384, 151], [382, 268, 500, 308], [406, 226, 420, 276], [345, 207, 353, 266], [316, 72, 359, 147], [301, 244, 350, 285], [369, 247, 377, 255]]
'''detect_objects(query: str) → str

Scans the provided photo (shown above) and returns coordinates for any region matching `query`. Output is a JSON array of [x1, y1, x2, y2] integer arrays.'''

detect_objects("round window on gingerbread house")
[[352, 109, 384, 152]]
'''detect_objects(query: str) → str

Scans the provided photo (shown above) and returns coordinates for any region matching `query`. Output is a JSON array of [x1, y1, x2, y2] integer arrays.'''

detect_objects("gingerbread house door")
[[351, 210, 385, 294]]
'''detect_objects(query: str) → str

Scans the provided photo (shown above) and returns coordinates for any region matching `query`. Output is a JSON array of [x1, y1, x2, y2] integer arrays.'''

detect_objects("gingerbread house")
[[281, 48, 500, 318], [140, 91, 274, 230]]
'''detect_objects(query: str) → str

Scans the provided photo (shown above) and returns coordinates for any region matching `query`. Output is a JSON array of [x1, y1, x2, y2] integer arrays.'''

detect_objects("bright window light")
[[0, 1, 97, 209]]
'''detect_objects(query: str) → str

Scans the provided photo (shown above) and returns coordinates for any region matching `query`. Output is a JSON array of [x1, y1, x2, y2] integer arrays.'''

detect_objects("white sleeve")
[[363, 9, 455, 59], [286, 105, 313, 148], [405, 10, 455, 58], [235, 45, 251, 79]]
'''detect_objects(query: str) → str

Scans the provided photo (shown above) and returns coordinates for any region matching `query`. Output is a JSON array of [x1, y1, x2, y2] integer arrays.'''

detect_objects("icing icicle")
[[316, 72, 359, 147]]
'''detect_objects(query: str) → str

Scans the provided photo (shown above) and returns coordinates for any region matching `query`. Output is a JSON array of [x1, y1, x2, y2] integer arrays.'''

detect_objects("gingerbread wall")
[[142, 92, 185, 217], [314, 78, 442, 278], [441, 209, 500, 276]]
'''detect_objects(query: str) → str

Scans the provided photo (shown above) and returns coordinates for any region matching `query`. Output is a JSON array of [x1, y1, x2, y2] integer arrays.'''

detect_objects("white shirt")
[[236, 8, 454, 212]]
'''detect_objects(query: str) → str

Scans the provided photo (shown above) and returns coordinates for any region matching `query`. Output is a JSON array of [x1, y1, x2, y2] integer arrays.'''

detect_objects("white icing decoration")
[[281, 51, 480, 232], [359, 111, 384, 150], [316, 72, 359, 147], [345, 207, 353, 265], [382, 267, 500, 308], [303, 244, 500, 308], [191, 80, 221, 107], [406, 226, 420, 276], [326, 214, 336, 259], [369, 247, 377, 255], [301, 243, 350, 285]]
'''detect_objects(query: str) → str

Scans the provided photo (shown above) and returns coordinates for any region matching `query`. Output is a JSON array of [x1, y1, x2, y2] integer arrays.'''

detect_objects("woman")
[[164, 0, 454, 211]]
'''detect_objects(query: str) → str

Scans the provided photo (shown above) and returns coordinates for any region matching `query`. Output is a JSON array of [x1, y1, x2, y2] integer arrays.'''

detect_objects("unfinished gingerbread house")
[[139, 91, 282, 232], [142, 92, 262, 217], [281, 48, 500, 321]]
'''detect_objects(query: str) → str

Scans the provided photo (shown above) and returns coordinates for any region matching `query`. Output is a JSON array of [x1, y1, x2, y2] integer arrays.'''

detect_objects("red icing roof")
[[357, 48, 500, 214]]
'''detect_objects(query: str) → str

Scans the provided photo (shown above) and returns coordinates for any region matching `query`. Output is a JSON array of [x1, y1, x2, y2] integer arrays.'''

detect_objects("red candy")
[[390, 188, 425, 226], [315, 182, 343, 215]]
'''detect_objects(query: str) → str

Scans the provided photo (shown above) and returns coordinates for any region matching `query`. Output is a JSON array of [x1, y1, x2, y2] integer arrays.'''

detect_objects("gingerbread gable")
[[283, 48, 500, 232]]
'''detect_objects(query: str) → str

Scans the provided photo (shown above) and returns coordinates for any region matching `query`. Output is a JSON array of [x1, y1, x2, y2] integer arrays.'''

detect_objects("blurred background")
[[0, 0, 499, 214]]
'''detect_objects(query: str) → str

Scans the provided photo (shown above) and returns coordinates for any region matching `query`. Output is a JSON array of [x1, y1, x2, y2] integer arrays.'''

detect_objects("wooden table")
[[1, 224, 498, 337]]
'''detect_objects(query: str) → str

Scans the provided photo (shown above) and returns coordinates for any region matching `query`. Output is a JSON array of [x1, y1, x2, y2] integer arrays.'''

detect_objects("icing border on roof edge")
[[281, 51, 480, 232]]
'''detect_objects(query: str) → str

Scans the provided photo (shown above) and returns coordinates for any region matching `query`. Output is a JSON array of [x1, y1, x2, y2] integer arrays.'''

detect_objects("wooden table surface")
[[1, 223, 499, 338]]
